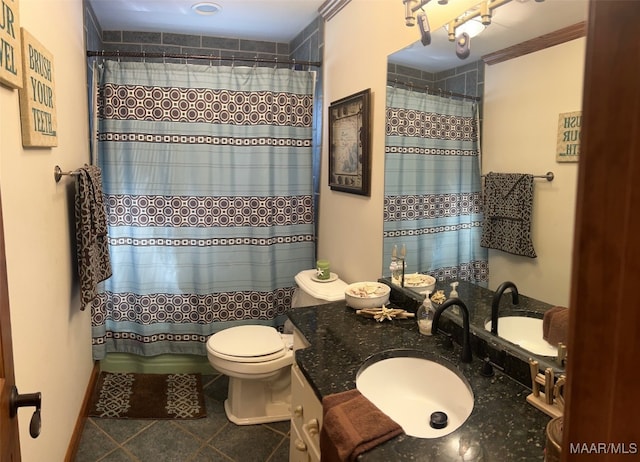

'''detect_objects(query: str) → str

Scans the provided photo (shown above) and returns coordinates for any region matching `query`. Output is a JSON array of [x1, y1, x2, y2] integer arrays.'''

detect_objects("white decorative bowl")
[[402, 273, 437, 295], [345, 282, 391, 309]]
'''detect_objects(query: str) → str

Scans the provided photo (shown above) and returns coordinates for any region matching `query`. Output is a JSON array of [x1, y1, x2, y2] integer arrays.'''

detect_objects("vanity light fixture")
[[456, 32, 471, 59], [403, 0, 546, 56], [191, 2, 222, 16], [446, 17, 485, 40], [403, 0, 419, 27], [417, 12, 432, 46]]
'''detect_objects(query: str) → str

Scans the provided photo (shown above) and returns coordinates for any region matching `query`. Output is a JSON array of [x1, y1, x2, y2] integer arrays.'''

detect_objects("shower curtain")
[[383, 86, 487, 284], [91, 60, 316, 359]]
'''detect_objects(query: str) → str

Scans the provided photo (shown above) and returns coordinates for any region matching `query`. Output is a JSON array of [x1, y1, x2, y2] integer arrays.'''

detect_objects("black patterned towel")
[[75, 165, 112, 309], [481, 173, 537, 258]]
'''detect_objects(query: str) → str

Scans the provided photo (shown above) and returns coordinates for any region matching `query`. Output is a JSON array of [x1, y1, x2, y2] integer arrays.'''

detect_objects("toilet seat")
[[207, 325, 286, 363]]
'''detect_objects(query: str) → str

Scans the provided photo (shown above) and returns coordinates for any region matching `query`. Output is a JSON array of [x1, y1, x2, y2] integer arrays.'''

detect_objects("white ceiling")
[[87, 0, 325, 43], [87, 0, 589, 71]]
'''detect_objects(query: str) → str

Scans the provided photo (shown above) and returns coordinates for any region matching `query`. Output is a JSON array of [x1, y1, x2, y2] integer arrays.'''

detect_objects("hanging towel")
[[75, 165, 112, 310], [320, 388, 403, 462], [480, 172, 537, 258], [543, 306, 569, 346]]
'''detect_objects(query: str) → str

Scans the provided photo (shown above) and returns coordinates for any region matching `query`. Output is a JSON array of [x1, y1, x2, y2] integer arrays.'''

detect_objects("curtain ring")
[[273, 57, 278, 70], [116, 50, 120, 62]]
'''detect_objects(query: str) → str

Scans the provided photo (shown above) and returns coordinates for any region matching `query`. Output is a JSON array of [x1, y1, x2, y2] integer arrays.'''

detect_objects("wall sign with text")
[[556, 111, 581, 162], [0, 0, 22, 88], [18, 28, 57, 147]]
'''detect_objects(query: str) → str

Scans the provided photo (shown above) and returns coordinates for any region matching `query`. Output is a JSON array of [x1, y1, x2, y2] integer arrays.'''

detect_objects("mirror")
[[384, 0, 589, 369]]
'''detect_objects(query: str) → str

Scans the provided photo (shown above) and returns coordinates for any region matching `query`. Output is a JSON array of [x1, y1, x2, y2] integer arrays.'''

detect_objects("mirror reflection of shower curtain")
[[383, 86, 487, 284], [91, 61, 316, 359]]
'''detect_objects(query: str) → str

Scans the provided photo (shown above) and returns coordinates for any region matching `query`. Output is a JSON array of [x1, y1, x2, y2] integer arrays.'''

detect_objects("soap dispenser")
[[449, 281, 459, 298], [417, 291, 435, 335], [449, 282, 460, 314]]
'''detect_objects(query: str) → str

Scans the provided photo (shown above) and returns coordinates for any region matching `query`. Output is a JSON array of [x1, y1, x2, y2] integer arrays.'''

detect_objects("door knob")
[[9, 386, 42, 438]]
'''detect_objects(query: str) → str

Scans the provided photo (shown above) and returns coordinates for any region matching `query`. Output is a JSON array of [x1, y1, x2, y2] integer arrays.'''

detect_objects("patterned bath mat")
[[88, 372, 206, 419]]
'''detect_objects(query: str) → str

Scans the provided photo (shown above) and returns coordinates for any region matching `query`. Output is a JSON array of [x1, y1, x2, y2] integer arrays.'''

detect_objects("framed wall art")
[[556, 111, 581, 162], [0, 0, 22, 89], [18, 28, 57, 147], [328, 88, 371, 196]]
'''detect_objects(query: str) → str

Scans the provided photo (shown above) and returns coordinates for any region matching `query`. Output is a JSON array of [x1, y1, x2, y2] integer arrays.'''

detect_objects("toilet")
[[206, 269, 347, 425]]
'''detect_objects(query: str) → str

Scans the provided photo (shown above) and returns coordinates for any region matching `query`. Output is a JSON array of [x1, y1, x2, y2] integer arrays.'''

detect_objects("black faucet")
[[431, 298, 472, 363], [490, 281, 520, 335]]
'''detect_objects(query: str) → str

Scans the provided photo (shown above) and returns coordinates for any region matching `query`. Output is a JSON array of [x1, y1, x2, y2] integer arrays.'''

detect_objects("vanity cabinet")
[[289, 328, 322, 462]]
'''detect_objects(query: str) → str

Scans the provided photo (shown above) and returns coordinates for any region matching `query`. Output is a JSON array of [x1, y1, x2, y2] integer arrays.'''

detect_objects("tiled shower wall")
[[387, 59, 484, 99], [83, 0, 322, 69]]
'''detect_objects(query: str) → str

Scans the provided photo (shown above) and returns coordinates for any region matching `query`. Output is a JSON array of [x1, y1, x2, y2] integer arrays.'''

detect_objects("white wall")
[[319, 0, 479, 284], [483, 38, 585, 305], [0, 0, 92, 460]]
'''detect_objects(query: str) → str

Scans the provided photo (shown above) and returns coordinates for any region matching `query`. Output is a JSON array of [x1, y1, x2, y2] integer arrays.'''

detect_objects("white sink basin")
[[484, 316, 558, 356], [356, 355, 474, 438]]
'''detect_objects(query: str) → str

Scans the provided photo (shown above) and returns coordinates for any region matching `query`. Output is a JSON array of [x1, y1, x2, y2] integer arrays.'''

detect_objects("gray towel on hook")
[[480, 172, 537, 258], [75, 165, 112, 309]]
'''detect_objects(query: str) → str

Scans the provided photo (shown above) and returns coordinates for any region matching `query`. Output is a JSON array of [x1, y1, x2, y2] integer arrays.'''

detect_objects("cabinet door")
[[291, 363, 323, 461], [290, 421, 311, 462]]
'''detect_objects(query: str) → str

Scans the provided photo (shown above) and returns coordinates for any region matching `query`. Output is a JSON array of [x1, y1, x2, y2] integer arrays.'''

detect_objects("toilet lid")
[[207, 325, 285, 363], [295, 269, 347, 301]]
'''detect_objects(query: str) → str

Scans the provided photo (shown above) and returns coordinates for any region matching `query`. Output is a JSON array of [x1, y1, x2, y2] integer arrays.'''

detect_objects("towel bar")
[[482, 171, 554, 182], [54, 165, 80, 183]]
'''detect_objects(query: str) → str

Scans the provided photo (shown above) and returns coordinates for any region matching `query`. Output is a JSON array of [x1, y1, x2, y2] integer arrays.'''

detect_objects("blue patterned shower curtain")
[[383, 86, 487, 283], [91, 61, 316, 359]]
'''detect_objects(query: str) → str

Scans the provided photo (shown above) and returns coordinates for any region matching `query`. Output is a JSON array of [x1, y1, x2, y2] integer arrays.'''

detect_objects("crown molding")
[[318, 0, 352, 21], [483, 21, 587, 66]]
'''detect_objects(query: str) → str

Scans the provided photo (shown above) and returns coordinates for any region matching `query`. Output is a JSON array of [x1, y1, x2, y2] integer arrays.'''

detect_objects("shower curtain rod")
[[86, 50, 322, 67], [387, 78, 481, 102]]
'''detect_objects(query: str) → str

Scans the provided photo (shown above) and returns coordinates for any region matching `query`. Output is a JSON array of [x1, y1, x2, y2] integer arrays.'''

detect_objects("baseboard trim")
[[64, 361, 100, 462], [99, 353, 215, 374]]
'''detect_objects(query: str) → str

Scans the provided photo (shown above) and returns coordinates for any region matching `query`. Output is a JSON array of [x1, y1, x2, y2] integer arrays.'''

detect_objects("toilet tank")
[[292, 270, 348, 307]]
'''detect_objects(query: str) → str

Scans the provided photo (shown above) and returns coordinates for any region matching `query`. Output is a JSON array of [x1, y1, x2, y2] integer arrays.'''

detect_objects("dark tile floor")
[[74, 374, 290, 462]]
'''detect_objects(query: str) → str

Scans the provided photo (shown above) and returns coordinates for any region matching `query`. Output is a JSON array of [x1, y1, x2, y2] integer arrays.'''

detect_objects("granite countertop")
[[288, 301, 551, 461], [386, 280, 566, 382]]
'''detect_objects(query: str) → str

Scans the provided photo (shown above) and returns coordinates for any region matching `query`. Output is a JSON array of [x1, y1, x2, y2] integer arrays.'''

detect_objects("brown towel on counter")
[[320, 389, 403, 462], [75, 165, 112, 310], [543, 306, 569, 346]]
